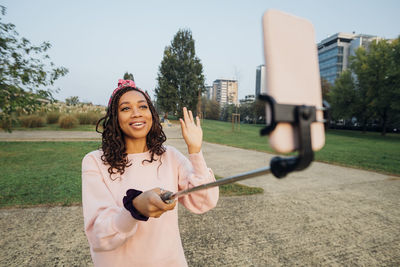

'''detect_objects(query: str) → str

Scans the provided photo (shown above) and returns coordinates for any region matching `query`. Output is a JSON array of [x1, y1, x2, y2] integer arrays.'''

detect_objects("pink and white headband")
[[108, 79, 148, 107]]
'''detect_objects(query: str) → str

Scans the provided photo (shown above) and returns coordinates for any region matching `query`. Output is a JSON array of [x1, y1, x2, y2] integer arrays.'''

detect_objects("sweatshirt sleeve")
[[82, 153, 138, 252], [174, 148, 219, 214]]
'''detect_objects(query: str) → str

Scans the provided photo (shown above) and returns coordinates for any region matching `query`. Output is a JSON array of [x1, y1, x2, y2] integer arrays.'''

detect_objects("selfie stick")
[[160, 94, 328, 203], [160, 166, 271, 202]]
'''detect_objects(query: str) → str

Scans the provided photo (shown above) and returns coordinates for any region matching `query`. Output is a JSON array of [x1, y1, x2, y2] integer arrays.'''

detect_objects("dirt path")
[[1, 126, 399, 266]]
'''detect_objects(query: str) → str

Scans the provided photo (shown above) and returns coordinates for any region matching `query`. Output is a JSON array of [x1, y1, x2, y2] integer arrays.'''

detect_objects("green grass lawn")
[[217, 176, 264, 196], [0, 141, 263, 208], [0, 142, 100, 208], [201, 119, 400, 175], [315, 130, 400, 174]]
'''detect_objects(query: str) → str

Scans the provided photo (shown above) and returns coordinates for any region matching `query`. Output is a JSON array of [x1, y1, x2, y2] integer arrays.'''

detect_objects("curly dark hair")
[[96, 87, 166, 179]]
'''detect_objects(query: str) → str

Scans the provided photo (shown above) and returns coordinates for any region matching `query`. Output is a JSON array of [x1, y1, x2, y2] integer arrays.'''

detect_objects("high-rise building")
[[213, 79, 238, 106], [255, 65, 266, 97], [204, 85, 214, 100], [318, 32, 380, 84]]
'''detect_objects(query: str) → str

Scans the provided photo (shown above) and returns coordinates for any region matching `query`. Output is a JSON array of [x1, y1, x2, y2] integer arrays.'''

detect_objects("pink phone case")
[[262, 10, 325, 153]]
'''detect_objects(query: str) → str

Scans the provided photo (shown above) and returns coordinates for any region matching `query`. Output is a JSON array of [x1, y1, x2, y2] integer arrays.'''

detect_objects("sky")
[[2, 0, 400, 106]]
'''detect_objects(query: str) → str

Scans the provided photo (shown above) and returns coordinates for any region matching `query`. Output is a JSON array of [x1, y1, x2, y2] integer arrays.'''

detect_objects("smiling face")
[[117, 90, 153, 145]]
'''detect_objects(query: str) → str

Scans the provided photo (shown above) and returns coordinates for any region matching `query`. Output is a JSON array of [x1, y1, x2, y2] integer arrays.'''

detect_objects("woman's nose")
[[130, 107, 142, 117]]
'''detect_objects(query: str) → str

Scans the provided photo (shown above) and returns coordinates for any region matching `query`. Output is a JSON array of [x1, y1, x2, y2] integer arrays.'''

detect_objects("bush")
[[58, 115, 78, 129], [0, 118, 12, 130], [46, 112, 61, 124], [75, 112, 102, 125], [19, 115, 46, 128]]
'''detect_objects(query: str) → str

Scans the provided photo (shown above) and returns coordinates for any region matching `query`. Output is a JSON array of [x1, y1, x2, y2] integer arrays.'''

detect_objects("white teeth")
[[133, 123, 143, 126]]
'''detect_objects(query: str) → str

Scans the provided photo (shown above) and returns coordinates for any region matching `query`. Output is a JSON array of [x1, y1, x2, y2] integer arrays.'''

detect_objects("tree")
[[123, 72, 134, 81], [366, 38, 400, 135], [155, 29, 205, 117], [348, 47, 375, 131], [349, 38, 400, 135], [388, 37, 400, 129], [0, 6, 68, 131], [321, 77, 331, 102], [199, 97, 220, 120], [65, 96, 80, 106], [329, 70, 357, 121], [205, 99, 220, 120], [364, 40, 390, 134], [220, 103, 236, 121], [328, 37, 400, 134], [253, 99, 266, 124], [238, 102, 252, 123]]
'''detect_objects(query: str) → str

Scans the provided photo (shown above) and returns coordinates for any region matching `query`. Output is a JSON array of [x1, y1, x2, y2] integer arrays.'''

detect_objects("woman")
[[82, 79, 219, 267]]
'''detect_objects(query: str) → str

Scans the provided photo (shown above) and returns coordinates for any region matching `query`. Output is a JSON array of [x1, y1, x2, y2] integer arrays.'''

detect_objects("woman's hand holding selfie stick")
[[133, 188, 176, 218]]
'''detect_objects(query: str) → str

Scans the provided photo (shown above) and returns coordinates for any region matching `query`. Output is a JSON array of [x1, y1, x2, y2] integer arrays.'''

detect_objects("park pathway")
[[1, 125, 399, 266]]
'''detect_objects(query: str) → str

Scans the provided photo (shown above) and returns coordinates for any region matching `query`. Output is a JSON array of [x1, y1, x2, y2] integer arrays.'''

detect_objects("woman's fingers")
[[154, 212, 163, 218], [179, 118, 186, 130], [179, 118, 187, 138], [182, 107, 196, 125], [183, 107, 190, 124], [188, 110, 194, 123], [196, 115, 201, 127]]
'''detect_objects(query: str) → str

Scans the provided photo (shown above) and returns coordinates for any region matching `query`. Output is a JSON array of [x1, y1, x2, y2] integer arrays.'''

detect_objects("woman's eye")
[[140, 105, 148, 109], [121, 107, 130, 111]]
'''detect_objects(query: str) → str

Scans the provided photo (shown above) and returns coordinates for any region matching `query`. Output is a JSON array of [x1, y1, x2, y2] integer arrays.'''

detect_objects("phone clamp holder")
[[258, 94, 318, 179]]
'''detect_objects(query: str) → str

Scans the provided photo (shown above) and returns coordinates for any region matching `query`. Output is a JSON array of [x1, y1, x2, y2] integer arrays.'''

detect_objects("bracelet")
[[123, 189, 149, 221]]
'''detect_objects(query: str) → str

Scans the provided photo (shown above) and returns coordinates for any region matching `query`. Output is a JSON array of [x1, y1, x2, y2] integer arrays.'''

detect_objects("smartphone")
[[262, 9, 325, 153]]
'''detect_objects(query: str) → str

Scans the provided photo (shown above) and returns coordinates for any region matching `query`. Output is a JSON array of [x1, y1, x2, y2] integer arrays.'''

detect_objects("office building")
[[318, 32, 380, 84], [255, 65, 266, 96], [213, 79, 238, 106]]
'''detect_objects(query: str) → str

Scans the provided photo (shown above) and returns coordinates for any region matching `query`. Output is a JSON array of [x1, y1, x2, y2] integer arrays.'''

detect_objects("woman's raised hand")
[[179, 107, 202, 154]]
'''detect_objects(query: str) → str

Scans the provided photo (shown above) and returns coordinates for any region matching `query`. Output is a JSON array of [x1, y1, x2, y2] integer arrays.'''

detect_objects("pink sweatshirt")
[[82, 145, 219, 267]]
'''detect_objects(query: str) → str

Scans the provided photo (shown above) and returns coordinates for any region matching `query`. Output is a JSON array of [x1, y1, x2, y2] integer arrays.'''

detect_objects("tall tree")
[[220, 103, 236, 121], [366, 38, 400, 135], [388, 37, 400, 129], [155, 29, 205, 117], [349, 47, 375, 131], [200, 97, 220, 120], [0, 6, 68, 131], [238, 102, 253, 123], [329, 70, 357, 121], [350, 38, 400, 135], [253, 99, 266, 124], [320, 77, 331, 103], [328, 37, 400, 134], [365, 40, 391, 135], [123, 72, 134, 81]]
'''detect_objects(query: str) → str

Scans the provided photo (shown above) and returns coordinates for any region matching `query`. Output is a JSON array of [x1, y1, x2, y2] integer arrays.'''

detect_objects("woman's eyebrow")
[[119, 101, 130, 107], [119, 100, 147, 106]]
